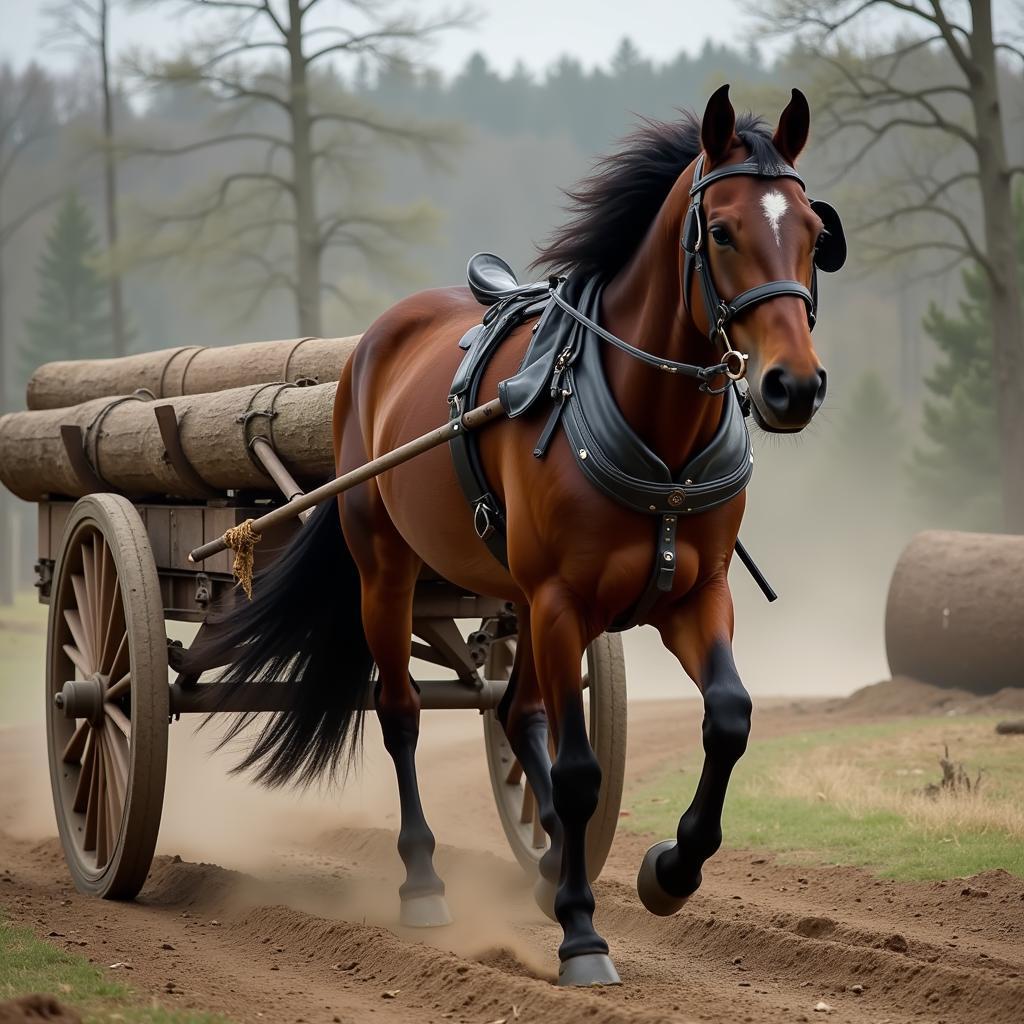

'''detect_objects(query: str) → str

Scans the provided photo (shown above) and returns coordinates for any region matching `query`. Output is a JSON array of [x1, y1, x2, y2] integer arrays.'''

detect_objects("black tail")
[[183, 500, 373, 788]]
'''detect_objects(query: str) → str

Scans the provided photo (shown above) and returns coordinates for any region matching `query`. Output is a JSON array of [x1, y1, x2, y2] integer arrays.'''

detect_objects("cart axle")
[[166, 677, 511, 715]]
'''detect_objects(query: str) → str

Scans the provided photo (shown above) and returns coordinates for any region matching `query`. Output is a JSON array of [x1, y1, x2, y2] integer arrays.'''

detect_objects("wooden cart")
[[35, 412, 627, 899]]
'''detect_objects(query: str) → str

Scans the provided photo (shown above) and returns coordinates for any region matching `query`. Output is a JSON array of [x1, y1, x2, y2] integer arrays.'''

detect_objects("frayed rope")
[[222, 519, 262, 599]]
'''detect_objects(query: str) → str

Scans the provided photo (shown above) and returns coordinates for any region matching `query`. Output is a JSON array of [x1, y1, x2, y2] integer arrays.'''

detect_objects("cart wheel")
[[483, 632, 627, 881], [45, 494, 168, 899]]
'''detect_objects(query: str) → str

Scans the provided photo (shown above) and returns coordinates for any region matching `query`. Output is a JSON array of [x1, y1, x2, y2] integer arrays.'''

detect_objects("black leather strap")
[[448, 292, 547, 567], [683, 154, 820, 337], [722, 281, 814, 323]]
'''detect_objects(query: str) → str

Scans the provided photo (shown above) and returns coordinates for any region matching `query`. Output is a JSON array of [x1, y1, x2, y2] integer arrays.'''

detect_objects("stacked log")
[[0, 381, 339, 502], [26, 335, 360, 410], [885, 530, 1024, 693]]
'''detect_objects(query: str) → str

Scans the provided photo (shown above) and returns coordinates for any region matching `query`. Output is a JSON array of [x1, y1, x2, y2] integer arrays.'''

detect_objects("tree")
[[909, 189, 1024, 528], [768, 0, 1024, 533], [126, 0, 466, 336], [22, 192, 114, 377], [0, 64, 59, 607], [46, 0, 129, 356]]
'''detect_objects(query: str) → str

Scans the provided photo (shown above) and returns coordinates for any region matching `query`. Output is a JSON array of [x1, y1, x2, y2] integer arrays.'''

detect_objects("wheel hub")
[[54, 676, 107, 726]]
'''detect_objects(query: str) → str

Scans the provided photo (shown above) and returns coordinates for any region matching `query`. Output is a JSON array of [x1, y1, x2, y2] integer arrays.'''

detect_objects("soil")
[[0, 996, 81, 1023], [1, 683, 1022, 1024]]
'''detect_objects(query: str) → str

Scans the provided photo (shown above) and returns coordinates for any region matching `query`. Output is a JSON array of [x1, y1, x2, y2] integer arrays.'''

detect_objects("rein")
[[546, 286, 746, 391]]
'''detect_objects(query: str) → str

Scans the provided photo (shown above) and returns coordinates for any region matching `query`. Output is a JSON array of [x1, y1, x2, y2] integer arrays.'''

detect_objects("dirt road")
[[2, 697, 1022, 1024]]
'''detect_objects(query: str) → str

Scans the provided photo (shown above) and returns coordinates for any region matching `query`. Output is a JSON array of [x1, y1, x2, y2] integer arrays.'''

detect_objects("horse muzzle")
[[751, 364, 827, 432]]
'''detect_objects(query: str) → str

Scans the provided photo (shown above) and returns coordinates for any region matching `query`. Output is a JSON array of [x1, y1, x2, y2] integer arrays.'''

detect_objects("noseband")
[[551, 152, 846, 397]]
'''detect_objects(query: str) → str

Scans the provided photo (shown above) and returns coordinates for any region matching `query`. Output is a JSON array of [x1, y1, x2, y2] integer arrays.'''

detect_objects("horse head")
[[685, 84, 845, 432]]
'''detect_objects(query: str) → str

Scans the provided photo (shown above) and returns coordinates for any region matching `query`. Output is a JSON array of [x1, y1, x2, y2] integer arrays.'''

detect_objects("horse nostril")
[[814, 368, 828, 410], [761, 366, 791, 415]]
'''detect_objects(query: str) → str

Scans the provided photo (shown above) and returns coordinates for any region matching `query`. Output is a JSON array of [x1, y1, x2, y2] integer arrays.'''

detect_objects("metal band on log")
[[25, 335, 360, 410], [885, 530, 1024, 693], [0, 381, 339, 502]]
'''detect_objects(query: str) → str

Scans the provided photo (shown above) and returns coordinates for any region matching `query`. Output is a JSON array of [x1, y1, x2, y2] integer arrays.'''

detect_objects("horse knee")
[[702, 679, 752, 762]]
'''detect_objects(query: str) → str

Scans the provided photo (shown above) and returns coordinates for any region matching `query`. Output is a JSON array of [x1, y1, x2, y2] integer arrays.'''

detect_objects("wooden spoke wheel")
[[483, 632, 627, 881], [45, 494, 168, 899]]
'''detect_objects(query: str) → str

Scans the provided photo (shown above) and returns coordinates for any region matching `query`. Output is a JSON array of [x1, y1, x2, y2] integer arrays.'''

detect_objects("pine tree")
[[21, 192, 113, 379], [910, 189, 1024, 529]]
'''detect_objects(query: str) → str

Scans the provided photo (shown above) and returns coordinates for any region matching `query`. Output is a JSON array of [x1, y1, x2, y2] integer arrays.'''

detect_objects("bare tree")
[[126, 0, 467, 335], [0, 64, 59, 604], [46, 0, 129, 357], [769, 0, 1024, 532]]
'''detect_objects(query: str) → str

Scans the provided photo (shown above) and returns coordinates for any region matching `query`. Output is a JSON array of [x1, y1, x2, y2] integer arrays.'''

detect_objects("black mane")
[[532, 111, 783, 279]]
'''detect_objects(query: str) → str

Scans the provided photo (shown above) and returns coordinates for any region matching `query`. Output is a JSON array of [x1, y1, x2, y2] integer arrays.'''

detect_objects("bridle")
[[550, 152, 846, 397], [683, 154, 816, 393]]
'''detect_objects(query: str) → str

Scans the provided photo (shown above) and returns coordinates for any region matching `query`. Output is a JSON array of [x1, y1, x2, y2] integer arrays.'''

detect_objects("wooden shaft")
[[250, 437, 312, 522], [188, 397, 505, 563]]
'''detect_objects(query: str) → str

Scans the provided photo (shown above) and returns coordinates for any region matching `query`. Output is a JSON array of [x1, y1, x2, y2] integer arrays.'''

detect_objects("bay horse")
[[187, 84, 838, 986]]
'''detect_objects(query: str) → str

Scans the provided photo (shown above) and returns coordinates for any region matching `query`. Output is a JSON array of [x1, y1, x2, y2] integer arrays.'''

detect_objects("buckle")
[[473, 500, 496, 541]]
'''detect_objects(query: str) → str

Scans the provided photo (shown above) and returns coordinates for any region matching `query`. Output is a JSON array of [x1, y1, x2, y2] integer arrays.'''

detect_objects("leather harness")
[[447, 156, 846, 630]]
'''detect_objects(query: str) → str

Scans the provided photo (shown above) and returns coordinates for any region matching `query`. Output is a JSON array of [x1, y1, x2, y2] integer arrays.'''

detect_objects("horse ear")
[[773, 88, 810, 165], [701, 84, 736, 166]]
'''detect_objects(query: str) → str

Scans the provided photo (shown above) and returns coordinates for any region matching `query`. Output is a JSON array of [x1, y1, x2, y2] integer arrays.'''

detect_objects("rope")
[[223, 519, 262, 599]]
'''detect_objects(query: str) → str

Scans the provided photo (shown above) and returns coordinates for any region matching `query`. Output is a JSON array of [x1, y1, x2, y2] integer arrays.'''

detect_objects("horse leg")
[[495, 605, 562, 920], [343, 491, 451, 929], [529, 582, 619, 986], [637, 581, 752, 915]]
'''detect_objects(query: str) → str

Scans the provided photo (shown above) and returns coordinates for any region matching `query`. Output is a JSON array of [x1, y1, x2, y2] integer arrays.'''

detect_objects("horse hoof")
[[533, 874, 558, 922], [558, 953, 622, 987], [636, 840, 690, 917], [400, 892, 452, 928]]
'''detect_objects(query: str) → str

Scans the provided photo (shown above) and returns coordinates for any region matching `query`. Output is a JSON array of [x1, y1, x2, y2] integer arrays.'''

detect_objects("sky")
[[0, 0, 766, 80]]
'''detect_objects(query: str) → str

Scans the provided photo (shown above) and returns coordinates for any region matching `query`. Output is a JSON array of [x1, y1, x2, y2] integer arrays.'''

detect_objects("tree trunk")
[[100, 0, 126, 357], [0, 380, 340, 502], [969, 0, 1024, 533], [25, 334, 360, 409], [286, 0, 322, 337]]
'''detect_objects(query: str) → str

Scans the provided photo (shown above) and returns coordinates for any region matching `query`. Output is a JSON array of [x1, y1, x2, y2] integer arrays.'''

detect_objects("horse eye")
[[709, 225, 732, 246]]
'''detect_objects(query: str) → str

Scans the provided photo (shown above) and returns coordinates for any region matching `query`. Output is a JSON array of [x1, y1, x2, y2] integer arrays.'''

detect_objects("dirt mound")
[[837, 676, 1024, 718], [0, 996, 81, 1023]]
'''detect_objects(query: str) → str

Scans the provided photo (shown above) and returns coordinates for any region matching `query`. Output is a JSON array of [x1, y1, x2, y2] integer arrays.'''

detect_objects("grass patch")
[[0, 592, 46, 725], [0, 916, 230, 1023], [624, 716, 1024, 881]]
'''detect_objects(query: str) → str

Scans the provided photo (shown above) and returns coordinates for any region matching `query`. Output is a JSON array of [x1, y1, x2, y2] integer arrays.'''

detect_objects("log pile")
[[885, 530, 1024, 694], [0, 380, 342, 503], [25, 335, 360, 410]]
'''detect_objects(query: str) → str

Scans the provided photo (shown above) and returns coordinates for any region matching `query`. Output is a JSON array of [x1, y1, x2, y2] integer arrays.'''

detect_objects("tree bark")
[[286, 0, 322, 337], [968, 0, 1024, 532], [26, 334, 360, 409], [886, 529, 1024, 692], [0, 380, 342, 502], [99, 0, 126, 356]]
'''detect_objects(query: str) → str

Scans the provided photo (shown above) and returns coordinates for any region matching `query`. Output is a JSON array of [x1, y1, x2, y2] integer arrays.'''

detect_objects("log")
[[0, 381, 339, 502], [25, 335, 360, 410], [885, 530, 1024, 694]]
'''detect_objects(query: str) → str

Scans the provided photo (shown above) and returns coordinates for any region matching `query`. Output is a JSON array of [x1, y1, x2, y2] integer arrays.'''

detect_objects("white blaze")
[[760, 190, 788, 246]]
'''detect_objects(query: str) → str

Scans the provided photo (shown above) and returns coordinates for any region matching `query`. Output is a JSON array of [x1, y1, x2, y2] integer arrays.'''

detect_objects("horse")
[[186, 84, 840, 987]]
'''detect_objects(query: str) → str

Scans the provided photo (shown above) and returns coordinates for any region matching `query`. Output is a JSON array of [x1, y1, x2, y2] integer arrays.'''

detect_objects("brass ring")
[[723, 349, 748, 381]]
